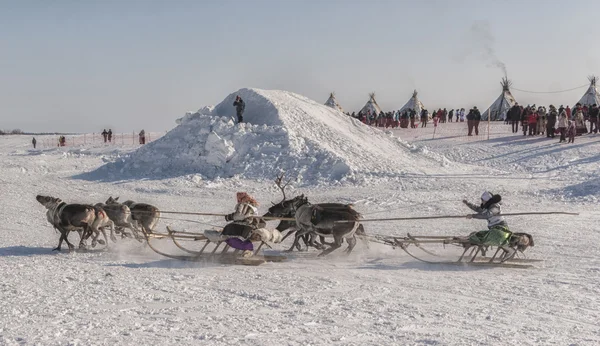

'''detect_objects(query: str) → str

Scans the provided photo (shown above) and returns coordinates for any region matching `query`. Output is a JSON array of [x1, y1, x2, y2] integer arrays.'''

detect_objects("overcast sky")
[[2, 0, 600, 133]]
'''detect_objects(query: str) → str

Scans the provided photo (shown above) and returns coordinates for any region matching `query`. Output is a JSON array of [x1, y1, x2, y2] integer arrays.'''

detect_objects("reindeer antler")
[[274, 172, 292, 203]]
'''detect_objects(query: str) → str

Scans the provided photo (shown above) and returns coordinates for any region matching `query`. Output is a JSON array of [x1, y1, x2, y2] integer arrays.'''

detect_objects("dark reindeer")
[[263, 173, 314, 251], [264, 173, 367, 254], [291, 195, 362, 256]]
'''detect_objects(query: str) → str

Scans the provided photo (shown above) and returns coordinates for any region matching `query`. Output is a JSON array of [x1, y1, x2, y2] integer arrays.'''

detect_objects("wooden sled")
[[365, 233, 540, 269], [143, 226, 287, 266]]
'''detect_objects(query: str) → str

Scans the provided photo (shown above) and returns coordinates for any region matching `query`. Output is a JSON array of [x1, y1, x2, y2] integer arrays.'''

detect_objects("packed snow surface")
[[2, 122, 600, 345], [85, 89, 465, 185]]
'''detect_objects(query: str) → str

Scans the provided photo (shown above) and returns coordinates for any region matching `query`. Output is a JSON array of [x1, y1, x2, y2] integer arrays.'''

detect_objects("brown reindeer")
[[36, 195, 96, 251], [106, 197, 160, 236]]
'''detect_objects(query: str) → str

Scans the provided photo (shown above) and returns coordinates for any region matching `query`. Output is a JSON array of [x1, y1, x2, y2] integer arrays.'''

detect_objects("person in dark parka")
[[233, 95, 246, 123]]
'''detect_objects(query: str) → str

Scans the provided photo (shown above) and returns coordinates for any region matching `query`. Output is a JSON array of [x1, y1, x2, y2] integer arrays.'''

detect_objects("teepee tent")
[[575, 76, 600, 107], [482, 78, 517, 121], [324, 92, 344, 112], [398, 90, 425, 115], [360, 93, 383, 115]]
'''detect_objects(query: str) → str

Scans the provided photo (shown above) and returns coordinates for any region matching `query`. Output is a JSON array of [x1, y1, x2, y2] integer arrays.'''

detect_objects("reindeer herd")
[[36, 195, 161, 251], [35, 172, 370, 257]]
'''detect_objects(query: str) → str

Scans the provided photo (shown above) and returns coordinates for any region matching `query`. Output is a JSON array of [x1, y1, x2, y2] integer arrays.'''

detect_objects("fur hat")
[[236, 192, 259, 206]]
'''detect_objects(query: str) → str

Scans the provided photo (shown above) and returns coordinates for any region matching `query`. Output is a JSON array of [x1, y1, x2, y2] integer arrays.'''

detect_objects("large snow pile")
[[87, 88, 464, 184]]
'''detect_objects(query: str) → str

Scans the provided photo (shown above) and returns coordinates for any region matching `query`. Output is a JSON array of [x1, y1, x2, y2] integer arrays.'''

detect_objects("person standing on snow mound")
[[233, 95, 245, 123], [222, 192, 266, 256], [463, 191, 515, 258]]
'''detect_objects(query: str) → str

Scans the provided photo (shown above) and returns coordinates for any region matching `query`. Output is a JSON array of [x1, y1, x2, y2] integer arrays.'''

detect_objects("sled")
[[366, 233, 540, 269], [144, 226, 287, 266]]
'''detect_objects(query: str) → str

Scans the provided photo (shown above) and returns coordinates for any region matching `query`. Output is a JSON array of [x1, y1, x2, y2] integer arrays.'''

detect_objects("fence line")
[[34, 132, 165, 149]]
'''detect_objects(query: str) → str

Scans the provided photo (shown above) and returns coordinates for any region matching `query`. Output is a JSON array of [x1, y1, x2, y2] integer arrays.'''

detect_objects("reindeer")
[[509, 232, 535, 253], [36, 195, 97, 251], [264, 173, 367, 253], [263, 173, 311, 250], [291, 195, 362, 256], [89, 205, 115, 248], [97, 198, 139, 240], [106, 197, 160, 236]]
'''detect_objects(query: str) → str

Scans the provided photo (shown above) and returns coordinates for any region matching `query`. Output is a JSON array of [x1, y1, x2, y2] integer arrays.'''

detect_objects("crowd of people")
[[342, 102, 599, 144], [505, 103, 597, 143], [346, 107, 484, 136], [347, 108, 470, 128]]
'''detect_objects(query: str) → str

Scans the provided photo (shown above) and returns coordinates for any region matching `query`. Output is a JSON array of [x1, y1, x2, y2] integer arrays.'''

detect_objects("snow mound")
[[86, 88, 461, 184]]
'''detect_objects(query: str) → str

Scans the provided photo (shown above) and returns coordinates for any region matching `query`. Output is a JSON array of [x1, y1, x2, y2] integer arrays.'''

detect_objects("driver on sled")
[[463, 191, 516, 259], [221, 192, 268, 257]]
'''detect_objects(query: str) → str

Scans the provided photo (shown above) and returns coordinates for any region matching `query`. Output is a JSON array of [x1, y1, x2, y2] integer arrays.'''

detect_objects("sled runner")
[[144, 226, 287, 266], [366, 233, 540, 269]]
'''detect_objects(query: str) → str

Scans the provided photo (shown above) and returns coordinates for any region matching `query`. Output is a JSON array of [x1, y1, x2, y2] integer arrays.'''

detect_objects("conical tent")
[[575, 76, 600, 107], [360, 93, 383, 115], [398, 90, 425, 115], [324, 92, 344, 113], [482, 78, 517, 121]]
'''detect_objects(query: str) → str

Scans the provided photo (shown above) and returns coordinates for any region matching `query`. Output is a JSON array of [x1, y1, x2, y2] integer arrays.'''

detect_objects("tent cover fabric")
[[399, 90, 425, 115], [482, 78, 517, 121], [324, 92, 344, 113], [575, 76, 600, 107], [360, 93, 383, 115]]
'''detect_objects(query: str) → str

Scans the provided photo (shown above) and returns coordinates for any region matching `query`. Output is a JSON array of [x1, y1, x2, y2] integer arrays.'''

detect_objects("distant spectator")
[[508, 103, 521, 133], [521, 106, 530, 136], [567, 121, 576, 143], [420, 109, 428, 127], [557, 110, 568, 143], [101, 129, 108, 143], [139, 129, 146, 145], [528, 108, 538, 136], [32, 137, 37, 149], [108, 129, 113, 143], [473, 106, 481, 135], [536, 106, 547, 135], [589, 104, 599, 134], [408, 110, 416, 128], [547, 105, 558, 138], [233, 95, 245, 123], [467, 108, 475, 136]]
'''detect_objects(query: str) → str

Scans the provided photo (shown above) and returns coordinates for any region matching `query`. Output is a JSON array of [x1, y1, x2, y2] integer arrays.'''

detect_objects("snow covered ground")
[[2, 108, 600, 344]]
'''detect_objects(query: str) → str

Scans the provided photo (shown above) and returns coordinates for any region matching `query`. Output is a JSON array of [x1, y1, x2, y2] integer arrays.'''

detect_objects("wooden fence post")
[[487, 109, 491, 140]]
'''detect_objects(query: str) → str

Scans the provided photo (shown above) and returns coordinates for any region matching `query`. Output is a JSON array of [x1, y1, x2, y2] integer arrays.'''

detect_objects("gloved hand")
[[225, 214, 233, 222], [462, 199, 469, 205], [466, 214, 473, 219]]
